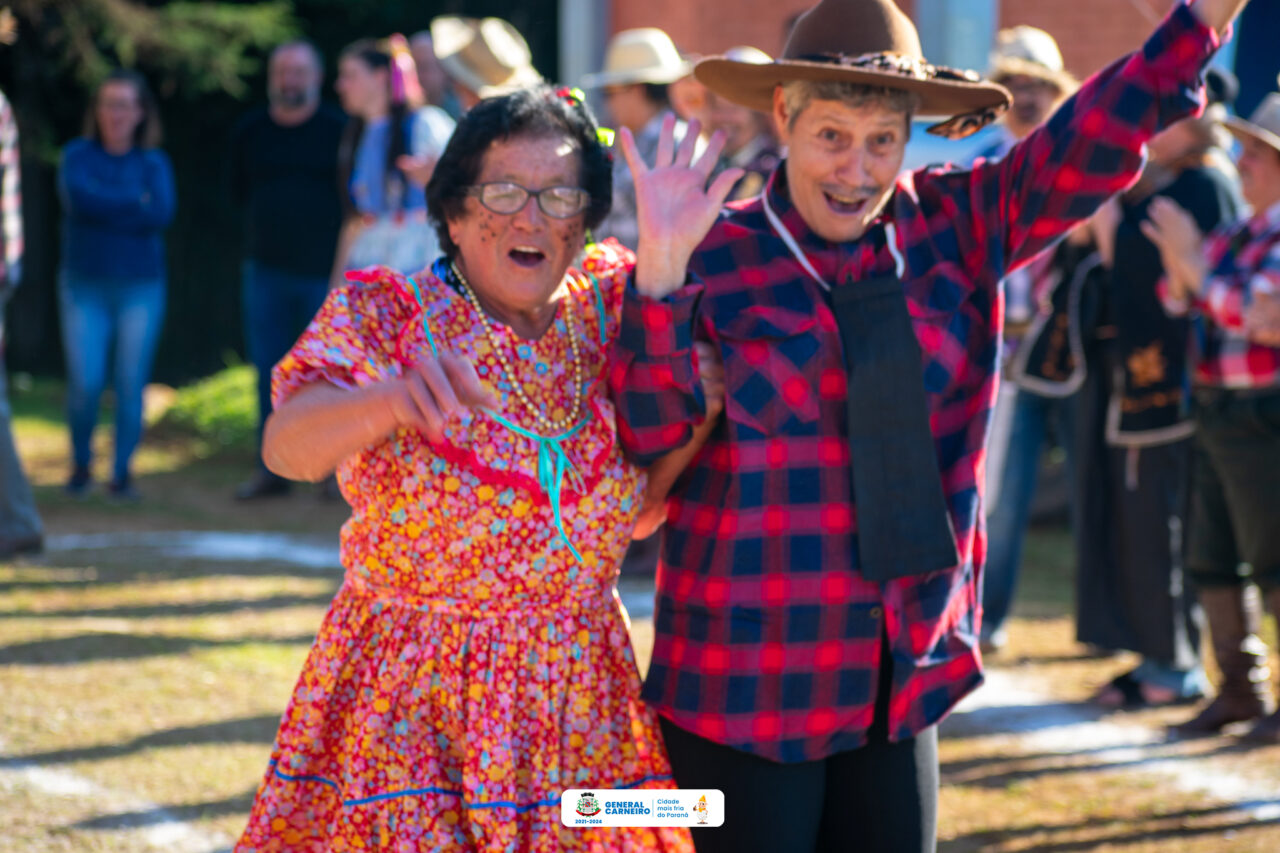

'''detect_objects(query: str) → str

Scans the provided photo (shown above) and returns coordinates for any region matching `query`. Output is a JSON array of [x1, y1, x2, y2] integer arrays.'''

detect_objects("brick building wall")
[[607, 0, 1162, 78], [999, 0, 1174, 79]]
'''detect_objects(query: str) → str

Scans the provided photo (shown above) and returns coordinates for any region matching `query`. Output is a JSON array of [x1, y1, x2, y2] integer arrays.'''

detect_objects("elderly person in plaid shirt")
[[1144, 88, 1280, 744], [610, 0, 1251, 850]]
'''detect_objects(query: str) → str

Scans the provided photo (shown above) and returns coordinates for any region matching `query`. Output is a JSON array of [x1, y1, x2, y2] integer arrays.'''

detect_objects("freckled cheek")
[[477, 211, 506, 244], [555, 221, 586, 255]]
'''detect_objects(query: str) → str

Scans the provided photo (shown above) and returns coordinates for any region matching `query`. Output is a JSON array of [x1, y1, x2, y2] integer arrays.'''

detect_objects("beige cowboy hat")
[[694, 0, 1011, 139], [580, 28, 693, 88], [1223, 91, 1280, 155], [430, 16, 543, 98], [988, 25, 1078, 94]]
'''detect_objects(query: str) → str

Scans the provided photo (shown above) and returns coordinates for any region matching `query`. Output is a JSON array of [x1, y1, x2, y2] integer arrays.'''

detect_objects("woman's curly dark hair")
[[426, 84, 613, 258]]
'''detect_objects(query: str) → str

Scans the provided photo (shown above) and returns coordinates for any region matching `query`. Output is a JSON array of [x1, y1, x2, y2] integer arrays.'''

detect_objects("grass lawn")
[[3, 376, 1280, 851]]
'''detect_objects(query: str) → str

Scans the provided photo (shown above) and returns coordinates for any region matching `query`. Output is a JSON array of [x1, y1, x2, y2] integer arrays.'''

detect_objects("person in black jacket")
[[230, 40, 346, 501], [1076, 89, 1243, 708]]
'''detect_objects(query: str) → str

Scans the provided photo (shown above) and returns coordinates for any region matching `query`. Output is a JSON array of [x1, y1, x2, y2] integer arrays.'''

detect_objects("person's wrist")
[[374, 378, 412, 431], [635, 242, 691, 299]]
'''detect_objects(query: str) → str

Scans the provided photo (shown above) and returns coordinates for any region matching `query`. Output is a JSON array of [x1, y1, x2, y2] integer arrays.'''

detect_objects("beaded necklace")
[[451, 261, 584, 433], [403, 260, 609, 563]]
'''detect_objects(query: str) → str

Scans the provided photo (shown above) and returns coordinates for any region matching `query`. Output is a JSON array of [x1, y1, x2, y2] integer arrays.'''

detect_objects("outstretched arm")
[[957, 1, 1238, 284], [264, 354, 496, 481], [1190, 0, 1251, 35]]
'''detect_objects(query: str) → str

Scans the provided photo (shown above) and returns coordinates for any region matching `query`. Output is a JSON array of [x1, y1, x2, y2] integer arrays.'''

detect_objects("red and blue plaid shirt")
[[1159, 200, 1280, 389], [610, 4, 1220, 763]]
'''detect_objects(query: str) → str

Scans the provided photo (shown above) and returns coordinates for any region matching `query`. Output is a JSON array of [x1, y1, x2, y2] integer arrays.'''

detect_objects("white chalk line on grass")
[[948, 669, 1280, 823], [45, 530, 342, 571], [0, 748, 232, 852]]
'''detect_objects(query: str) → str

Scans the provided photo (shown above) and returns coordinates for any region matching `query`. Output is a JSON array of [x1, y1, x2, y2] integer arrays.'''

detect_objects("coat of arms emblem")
[[575, 792, 602, 817]]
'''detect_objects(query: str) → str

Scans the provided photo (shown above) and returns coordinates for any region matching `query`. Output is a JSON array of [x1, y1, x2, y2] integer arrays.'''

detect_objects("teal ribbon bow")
[[484, 409, 588, 563], [406, 266, 592, 563]]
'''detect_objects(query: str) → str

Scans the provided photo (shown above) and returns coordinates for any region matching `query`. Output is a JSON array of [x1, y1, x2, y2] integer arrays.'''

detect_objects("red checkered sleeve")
[[611, 277, 708, 466], [1196, 239, 1280, 333], [999, 3, 1215, 270], [1182, 214, 1280, 388]]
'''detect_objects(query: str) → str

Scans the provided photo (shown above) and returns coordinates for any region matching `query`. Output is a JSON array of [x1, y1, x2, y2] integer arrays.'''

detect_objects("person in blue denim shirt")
[[58, 70, 175, 501]]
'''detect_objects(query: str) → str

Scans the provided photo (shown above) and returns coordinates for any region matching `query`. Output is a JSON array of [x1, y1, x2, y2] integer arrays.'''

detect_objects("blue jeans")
[[982, 385, 1078, 636], [242, 262, 330, 467], [58, 273, 166, 484], [0, 293, 42, 539]]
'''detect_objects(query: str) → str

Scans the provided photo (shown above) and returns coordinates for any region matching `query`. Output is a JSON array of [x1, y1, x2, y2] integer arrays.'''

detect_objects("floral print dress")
[[236, 241, 691, 852]]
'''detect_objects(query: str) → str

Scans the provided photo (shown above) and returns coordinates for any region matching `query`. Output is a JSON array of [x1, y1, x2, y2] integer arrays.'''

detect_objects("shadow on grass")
[[940, 802, 1280, 852], [0, 591, 339, 621], [3, 714, 282, 766], [940, 736, 1266, 790], [68, 788, 258, 829], [0, 559, 342, 594], [0, 630, 317, 665]]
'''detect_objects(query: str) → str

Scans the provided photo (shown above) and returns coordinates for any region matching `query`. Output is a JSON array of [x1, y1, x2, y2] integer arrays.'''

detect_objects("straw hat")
[[1223, 92, 1280, 155], [988, 26, 1077, 94], [580, 28, 693, 88], [430, 16, 543, 98], [694, 0, 1010, 139]]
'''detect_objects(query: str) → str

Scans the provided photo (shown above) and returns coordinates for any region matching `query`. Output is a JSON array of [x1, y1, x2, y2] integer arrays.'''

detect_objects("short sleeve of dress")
[[271, 267, 415, 408], [580, 237, 636, 344]]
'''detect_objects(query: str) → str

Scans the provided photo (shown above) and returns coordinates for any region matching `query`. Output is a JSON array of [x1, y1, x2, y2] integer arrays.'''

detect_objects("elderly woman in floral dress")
[[235, 85, 729, 852]]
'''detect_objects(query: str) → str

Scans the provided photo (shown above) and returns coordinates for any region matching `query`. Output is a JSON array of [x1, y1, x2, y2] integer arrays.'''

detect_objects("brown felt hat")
[[694, 0, 1011, 139]]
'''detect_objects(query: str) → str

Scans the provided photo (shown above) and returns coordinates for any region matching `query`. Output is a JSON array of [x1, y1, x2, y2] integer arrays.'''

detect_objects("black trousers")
[[658, 646, 939, 853], [1186, 388, 1280, 590]]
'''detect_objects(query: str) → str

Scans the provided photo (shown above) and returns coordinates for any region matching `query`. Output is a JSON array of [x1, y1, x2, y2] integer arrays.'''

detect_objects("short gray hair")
[[780, 80, 921, 130]]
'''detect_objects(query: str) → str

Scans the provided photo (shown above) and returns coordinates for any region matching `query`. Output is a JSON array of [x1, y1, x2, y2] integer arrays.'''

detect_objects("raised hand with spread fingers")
[[617, 115, 743, 299]]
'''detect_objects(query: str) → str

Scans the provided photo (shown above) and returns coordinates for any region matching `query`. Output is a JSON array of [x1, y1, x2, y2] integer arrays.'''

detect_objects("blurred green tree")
[[2, 0, 557, 384], [13, 0, 294, 94]]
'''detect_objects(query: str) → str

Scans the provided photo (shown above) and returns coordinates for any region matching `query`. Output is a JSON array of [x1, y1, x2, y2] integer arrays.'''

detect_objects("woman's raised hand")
[[619, 115, 743, 299], [390, 353, 498, 443]]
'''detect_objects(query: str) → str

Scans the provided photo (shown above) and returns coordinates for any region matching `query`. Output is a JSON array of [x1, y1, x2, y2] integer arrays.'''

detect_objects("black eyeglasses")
[[463, 182, 591, 219]]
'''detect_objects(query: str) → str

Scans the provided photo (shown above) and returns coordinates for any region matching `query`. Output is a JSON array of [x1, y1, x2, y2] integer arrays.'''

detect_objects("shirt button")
[[869, 607, 883, 619]]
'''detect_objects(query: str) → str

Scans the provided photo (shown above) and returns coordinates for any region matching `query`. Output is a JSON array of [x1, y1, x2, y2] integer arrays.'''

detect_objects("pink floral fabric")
[[236, 241, 691, 851]]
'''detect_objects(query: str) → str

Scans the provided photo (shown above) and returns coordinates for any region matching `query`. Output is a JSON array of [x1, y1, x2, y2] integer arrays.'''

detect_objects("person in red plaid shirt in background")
[[610, 0, 1252, 849], [1143, 86, 1280, 744]]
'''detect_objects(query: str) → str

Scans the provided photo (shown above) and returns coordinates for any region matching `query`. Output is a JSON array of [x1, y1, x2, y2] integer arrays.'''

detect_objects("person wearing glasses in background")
[[234, 84, 717, 852]]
